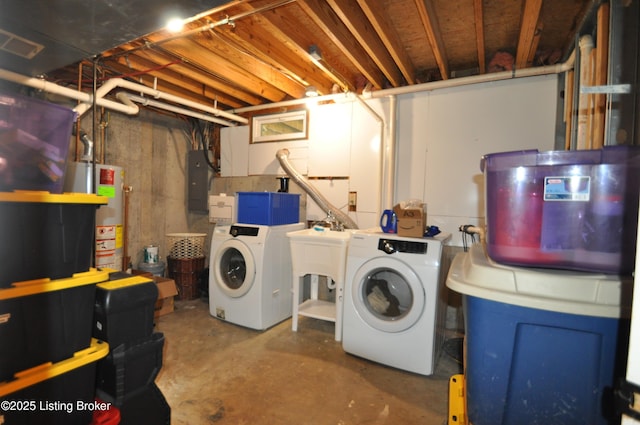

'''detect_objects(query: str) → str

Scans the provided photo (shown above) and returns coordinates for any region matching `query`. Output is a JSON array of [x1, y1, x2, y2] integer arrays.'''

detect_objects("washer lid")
[[446, 244, 633, 318], [351, 257, 426, 333]]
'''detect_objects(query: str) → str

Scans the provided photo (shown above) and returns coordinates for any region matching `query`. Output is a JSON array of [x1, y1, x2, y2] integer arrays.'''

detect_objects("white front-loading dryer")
[[342, 229, 451, 375], [209, 222, 304, 330]]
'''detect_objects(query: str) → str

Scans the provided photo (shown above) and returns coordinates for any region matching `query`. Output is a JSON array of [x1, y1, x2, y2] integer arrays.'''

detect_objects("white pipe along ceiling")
[[0, 43, 576, 129], [0, 68, 248, 125]]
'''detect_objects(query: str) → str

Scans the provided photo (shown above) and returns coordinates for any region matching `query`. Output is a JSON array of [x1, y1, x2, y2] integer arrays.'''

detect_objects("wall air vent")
[[0, 28, 44, 59]]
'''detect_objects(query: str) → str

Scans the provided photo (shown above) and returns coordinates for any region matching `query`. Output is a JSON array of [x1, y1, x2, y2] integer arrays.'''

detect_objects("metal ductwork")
[[276, 148, 359, 230]]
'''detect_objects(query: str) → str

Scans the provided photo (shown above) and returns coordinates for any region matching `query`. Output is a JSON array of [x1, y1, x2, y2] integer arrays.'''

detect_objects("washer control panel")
[[377, 238, 428, 255], [230, 225, 260, 237]]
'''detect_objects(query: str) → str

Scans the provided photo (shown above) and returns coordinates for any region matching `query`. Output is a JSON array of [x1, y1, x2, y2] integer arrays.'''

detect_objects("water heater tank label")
[[100, 168, 115, 185], [97, 185, 116, 198], [97, 225, 117, 240]]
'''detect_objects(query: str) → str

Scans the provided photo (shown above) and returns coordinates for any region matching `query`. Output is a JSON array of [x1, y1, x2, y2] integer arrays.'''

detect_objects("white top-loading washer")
[[209, 222, 304, 330], [342, 229, 451, 375]]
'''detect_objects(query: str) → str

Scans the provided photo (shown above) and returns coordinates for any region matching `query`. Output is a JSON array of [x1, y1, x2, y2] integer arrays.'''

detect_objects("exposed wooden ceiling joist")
[[515, 0, 543, 69], [414, 0, 450, 80], [473, 0, 486, 74], [298, 0, 385, 89], [326, 0, 404, 87], [357, 0, 416, 84], [5, 0, 594, 116]]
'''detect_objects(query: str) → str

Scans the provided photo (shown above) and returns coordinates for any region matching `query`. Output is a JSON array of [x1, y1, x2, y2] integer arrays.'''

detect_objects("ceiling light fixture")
[[166, 18, 185, 33], [305, 85, 318, 97]]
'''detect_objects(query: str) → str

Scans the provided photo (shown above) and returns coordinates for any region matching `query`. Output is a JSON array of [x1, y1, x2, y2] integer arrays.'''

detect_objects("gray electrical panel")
[[188, 150, 209, 212]]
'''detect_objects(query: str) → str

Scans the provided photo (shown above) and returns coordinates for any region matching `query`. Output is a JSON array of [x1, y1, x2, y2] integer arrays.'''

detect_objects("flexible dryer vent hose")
[[276, 148, 359, 229]]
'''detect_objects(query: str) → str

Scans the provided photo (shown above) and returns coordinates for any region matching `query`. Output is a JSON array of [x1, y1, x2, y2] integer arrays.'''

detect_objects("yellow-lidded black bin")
[[0, 338, 109, 425], [93, 273, 158, 349], [0, 268, 110, 383], [96, 332, 165, 406], [0, 191, 108, 287]]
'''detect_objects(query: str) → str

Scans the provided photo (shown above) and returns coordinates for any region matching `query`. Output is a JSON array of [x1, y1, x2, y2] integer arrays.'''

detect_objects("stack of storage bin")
[[0, 192, 110, 425], [166, 233, 207, 300], [94, 271, 170, 424], [446, 146, 640, 425]]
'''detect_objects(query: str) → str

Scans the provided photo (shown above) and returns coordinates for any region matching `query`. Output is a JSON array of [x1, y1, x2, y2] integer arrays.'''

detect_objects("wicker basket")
[[167, 256, 206, 300], [166, 233, 206, 259]]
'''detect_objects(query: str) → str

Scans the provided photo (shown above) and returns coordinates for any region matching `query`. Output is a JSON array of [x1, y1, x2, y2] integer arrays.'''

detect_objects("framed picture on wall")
[[251, 110, 309, 143]]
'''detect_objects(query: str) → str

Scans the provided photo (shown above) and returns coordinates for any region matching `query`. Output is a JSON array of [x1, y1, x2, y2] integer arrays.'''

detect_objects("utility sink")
[[287, 227, 355, 342], [287, 227, 354, 243], [286, 228, 353, 281]]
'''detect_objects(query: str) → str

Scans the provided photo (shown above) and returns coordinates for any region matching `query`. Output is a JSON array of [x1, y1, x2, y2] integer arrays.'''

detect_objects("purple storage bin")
[[0, 91, 76, 193], [481, 146, 640, 274]]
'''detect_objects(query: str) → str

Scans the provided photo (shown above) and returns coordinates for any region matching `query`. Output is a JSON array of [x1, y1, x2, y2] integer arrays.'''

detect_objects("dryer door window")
[[351, 257, 426, 333], [214, 239, 256, 298]]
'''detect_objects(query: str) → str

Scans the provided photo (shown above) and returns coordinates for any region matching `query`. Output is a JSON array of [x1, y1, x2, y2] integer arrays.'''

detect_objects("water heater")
[[64, 162, 125, 270]]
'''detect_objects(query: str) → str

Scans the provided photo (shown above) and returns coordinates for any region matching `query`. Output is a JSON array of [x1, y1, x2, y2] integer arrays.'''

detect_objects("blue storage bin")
[[236, 192, 300, 225], [446, 244, 632, 425]]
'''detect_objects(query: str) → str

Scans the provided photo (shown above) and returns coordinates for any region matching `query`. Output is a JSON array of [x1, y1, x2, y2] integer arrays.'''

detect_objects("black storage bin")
[[0, 192, 107, 287], [118, 383, 171, 425], [0, 339, 109, 425], [96, 332, 165, 405], [93, 274, 158, 348], [0, 269, 109, 382]]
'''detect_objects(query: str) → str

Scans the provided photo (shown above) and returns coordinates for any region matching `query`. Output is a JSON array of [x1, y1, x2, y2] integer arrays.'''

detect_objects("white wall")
[[394, 74, 559, 245], [221, 100, 384, 229], [221, 74, 559, 238]]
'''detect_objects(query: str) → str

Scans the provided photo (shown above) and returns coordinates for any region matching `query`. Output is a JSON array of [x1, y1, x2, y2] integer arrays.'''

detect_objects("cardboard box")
[[394, 204, 426, 238], [154, 277, 178, 317]]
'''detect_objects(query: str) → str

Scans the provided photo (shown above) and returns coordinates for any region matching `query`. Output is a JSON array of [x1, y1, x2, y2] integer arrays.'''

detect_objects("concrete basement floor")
[[155, 297, 462, 425]]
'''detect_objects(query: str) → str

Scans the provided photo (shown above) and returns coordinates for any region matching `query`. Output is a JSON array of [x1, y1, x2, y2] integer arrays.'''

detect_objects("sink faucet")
[[315, 211, 344, 231]]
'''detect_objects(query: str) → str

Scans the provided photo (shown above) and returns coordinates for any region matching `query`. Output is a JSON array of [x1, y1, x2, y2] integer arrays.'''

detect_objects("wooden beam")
[[255, 3, 357, 93], [108, 50, 252, 108], [473, 0, 486, 74], [357, 0, 416, 84], [586, 48, 596, 149], [526, 21, 543, 66], [298, 0, 385, 89], [327, 0, 404, 87], [159, 38, 289, 103], [564, 70, 574, 150], [515, 0, 543, 69], [190, 31, 306, 99], [592, 2, 609, 149], [103, 43, 261, 106], [414, 0, 449, 80], [135, 25, 299, 102], [103, 59, 244, 110], [213, 9, 336, 95]]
